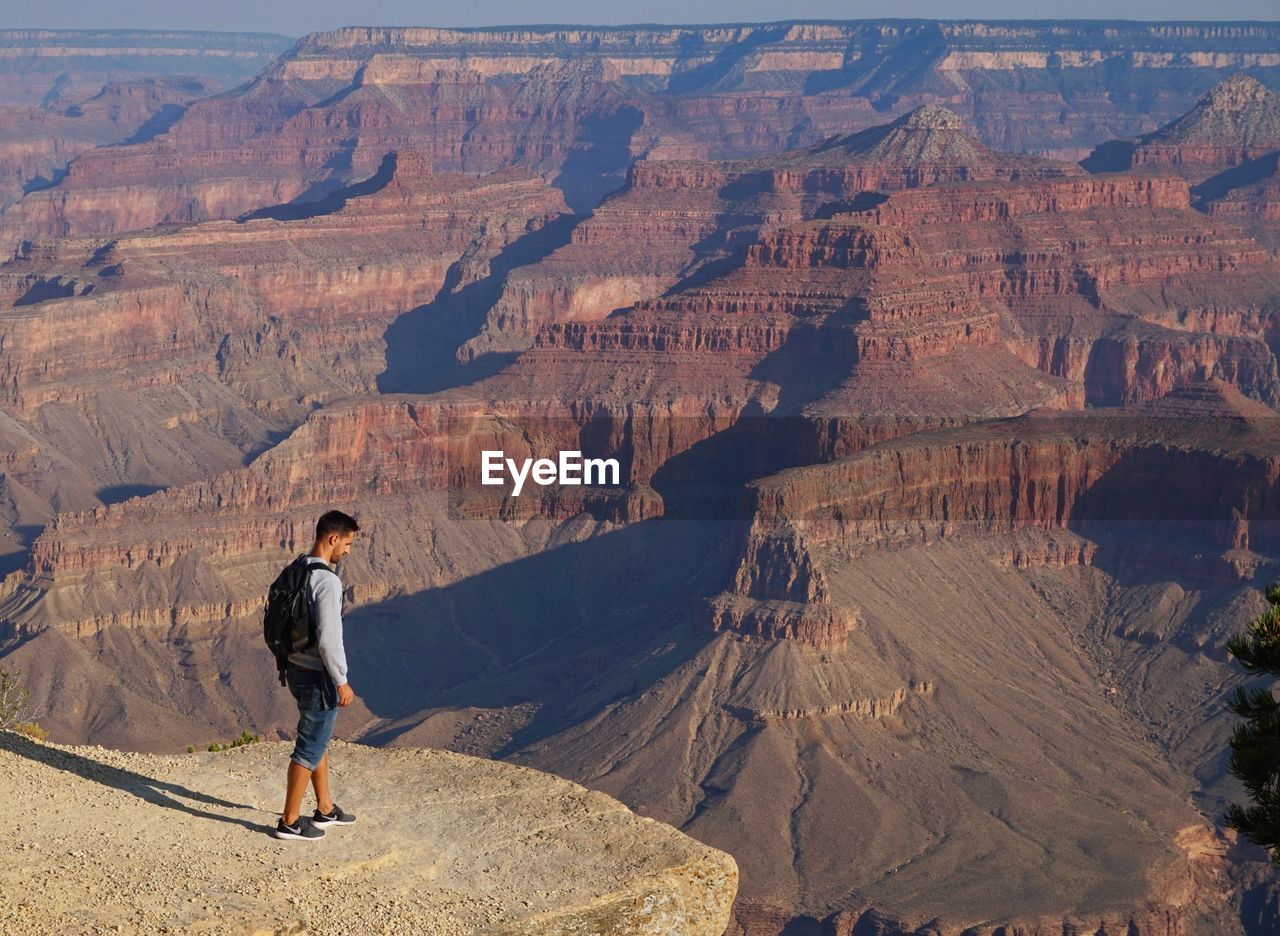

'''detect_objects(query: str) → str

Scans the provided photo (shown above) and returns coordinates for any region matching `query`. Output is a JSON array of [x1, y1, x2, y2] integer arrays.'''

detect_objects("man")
[[274, 510, 361, 841]]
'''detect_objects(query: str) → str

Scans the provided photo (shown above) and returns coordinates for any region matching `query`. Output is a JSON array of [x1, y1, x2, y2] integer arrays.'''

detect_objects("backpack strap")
[[299, 556, 341, 661], [303, 556, 340, 578]]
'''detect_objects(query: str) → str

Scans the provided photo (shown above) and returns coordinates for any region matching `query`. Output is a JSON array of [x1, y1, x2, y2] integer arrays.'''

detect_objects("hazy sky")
[[4, 0, 1277, 38]]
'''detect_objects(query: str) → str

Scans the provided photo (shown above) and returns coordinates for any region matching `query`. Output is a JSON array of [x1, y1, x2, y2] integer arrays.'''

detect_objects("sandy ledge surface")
[[0, 732, 737, 934]]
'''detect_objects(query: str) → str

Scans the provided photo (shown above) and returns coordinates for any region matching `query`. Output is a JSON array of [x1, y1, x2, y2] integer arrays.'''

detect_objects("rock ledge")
[[0, 733, 737, 935]]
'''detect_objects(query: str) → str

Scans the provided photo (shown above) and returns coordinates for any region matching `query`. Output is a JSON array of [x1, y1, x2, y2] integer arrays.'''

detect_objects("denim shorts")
[[286, 665, 339, 771]]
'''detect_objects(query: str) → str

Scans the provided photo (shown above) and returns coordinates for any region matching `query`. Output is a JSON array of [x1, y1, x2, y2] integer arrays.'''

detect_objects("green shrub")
[[207, 728, 262, 752], [1226, 581, 1280, 864], [12, 721, 46, 742]]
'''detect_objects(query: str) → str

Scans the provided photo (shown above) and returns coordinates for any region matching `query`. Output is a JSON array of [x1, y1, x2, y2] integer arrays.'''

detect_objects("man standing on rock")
[[275, 510, 361, 841]]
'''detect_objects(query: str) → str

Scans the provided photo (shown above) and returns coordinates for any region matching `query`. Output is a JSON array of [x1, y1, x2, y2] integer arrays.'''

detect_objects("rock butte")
[[462, 103, 1081, 361], [0, 34, 1277, 936], [1085, 74, 1280, 249]]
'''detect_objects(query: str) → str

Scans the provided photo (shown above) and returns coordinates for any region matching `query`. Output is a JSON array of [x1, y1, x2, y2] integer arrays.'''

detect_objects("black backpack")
[[263, 555, 329, 686]]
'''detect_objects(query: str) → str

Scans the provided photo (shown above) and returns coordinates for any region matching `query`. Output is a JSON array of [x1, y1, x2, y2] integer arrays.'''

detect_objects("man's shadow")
[[0, 730, 275, 835]]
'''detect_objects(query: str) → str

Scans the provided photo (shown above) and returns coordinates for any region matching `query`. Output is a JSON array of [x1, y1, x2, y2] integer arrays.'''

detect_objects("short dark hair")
[[316, 510, 359, 541]]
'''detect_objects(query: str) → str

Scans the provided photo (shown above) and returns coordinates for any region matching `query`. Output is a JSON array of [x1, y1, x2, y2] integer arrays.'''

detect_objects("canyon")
[[0, 30, 290, 108], [3, 21, 1280, 250], [0, 31, 292, 214], [0, 21, 1278, 936]]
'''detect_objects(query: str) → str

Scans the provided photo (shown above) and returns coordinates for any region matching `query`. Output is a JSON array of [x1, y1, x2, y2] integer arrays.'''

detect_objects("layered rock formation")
[[7, 105, 1277, 710], [512, 165, 1279, 418], [4, 21, 1279, 250], [461, 104, 1079, 360], [1086, 74, 1280, 249], [0, 29, 291, 107], [1203, 152, 1280, 251], [1119, 75, 1280, 178], [0, 30, 283, 219], [0, 151, 567, 579], [0, 77, 218, 212], [723, 384, 1280, 614], [0, 151, 565, 415], [460, 106, 1280, 433]]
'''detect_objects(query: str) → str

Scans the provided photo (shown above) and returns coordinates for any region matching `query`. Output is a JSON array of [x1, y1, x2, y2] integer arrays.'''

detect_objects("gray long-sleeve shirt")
[[286, 556, 348, 686]]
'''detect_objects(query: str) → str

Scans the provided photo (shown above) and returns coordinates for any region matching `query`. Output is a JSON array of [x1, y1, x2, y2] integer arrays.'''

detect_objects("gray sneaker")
[[313, 803, 356, 825], [274, 817, 325, 841]]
